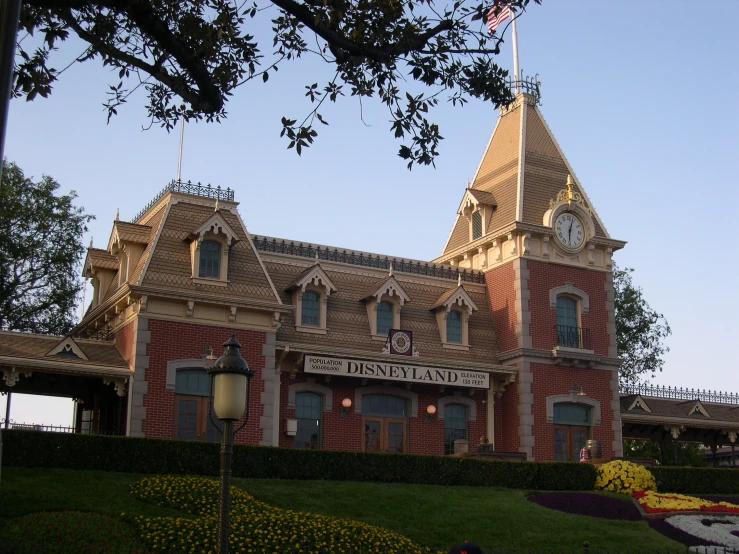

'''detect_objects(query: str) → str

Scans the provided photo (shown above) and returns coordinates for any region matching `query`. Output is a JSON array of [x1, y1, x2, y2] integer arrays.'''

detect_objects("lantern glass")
[[213, 372, 247, 420]]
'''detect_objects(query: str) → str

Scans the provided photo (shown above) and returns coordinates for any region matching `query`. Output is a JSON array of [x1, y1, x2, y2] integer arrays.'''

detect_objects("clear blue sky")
[[3, 0, 738, 425]]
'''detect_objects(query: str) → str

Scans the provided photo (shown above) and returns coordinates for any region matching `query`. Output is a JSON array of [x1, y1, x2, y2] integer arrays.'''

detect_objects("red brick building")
[[0, 92, 629, 461]]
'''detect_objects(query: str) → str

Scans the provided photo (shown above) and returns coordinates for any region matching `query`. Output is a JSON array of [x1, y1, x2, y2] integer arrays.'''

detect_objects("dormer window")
[[472, 211, 483, 240], [286, 263, 338, 335], [431, 280, 478, 350], [377, 301, 394, 336], [362, 271, 411, 341], [189, 211, 239, 286], [446, 310, 463, 344], [199, 240, 221, 279], [301, 290, 321, 327]]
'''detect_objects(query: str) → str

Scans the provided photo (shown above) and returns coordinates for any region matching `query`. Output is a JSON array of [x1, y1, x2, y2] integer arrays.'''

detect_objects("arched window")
[[446, 310, 462, 344], [444, 403, 468, 455], [294, 392, 322, 449], [376, 301, 394, 337], [553, 402, 591, 462], [199, 240, 221, 279], [555, 295, 579, 348], [301, 290, 320, 326], [472, 211, 483, 240]]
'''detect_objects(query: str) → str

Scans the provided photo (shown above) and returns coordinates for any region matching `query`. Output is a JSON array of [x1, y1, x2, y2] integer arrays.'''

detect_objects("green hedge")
[[1, 430, 596, 491], [649, 466, 739, 495]]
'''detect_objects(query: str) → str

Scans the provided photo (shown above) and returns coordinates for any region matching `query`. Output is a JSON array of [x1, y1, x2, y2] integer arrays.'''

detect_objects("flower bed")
[[527, 492, 642, 521], [634, 491, 739, 514], [130, 475, 441, 553], [594, 460, 657, 495]]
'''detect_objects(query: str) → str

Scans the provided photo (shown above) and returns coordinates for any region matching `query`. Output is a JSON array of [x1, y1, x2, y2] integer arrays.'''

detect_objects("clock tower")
[[434, 91, 626, 461]]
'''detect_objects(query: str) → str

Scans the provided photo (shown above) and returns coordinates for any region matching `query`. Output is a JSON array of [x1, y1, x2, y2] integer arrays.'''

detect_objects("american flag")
[[487, 4, 511, 34]]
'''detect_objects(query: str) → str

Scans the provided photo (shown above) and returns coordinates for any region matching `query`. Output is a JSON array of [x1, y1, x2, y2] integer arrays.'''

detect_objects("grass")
[[0, 467, 685, 552]]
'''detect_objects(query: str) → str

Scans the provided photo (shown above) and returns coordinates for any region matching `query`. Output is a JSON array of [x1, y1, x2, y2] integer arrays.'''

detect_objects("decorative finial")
[[89, 237, 93, 248], [388, 263, 393, 277], [115, 208, 119, 221], [315, 251, 319, 261], [457, 273, 462, 286], [565, 175, 574, 199], [466, 178, 471, 189], [214, 199, 220, 212]]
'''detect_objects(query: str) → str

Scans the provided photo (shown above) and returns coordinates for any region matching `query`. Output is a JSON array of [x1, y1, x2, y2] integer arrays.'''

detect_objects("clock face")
[[554, 212, 585, 251], [390, 331, 411, 354]]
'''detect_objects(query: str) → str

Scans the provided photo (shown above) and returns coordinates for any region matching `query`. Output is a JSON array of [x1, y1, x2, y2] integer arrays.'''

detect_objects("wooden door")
[[174, 396, 221, 441], [362, 417, 407, 453], [554, 425, 590, 461]]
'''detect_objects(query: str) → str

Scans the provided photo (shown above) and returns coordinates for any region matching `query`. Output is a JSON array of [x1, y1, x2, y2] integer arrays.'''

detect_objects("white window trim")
[[550, 283, 590, 314], [296, 285, 328, 334], [437, 394, 477, 422], [353, 385, 418, 417], [436, 308, 470, 350], [366, 295, 402, 340], [189, 212, 239, 285], [546, 394, 601, 426], [287, 380, 333, 412]]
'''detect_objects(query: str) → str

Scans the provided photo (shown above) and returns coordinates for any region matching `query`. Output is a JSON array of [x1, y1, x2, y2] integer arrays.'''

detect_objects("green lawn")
[[0, 467, 685, 552]]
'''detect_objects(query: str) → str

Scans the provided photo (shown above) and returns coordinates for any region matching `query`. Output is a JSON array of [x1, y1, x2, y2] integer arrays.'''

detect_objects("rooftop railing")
[[620, 383, 739, 405], [130, 180, 235, 222]]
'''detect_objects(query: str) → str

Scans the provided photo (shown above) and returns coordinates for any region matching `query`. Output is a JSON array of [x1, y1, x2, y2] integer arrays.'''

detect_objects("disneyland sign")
[[304, 355, 490, 389]]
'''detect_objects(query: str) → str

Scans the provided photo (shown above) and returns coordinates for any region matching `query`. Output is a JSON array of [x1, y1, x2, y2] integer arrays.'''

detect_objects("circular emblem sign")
[[391, 331, 411, 354]]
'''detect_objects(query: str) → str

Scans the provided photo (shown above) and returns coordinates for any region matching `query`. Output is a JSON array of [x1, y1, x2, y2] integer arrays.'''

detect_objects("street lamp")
[[207, 334, 254, 554]]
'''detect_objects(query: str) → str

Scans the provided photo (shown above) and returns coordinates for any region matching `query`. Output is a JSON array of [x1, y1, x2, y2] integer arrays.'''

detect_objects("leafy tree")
[[623, 438, 706, 467], [613, 264, 671, 387], [17, 0, 539, 167], [0, 160, 93, 335]]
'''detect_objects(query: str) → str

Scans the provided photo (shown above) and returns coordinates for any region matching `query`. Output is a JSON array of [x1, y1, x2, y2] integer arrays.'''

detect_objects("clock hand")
[[568, 221, 573, 242]]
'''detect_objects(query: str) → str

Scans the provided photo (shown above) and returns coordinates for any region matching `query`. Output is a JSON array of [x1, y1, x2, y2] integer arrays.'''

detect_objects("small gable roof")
[[286, 263, 338, 295], [83, 248, 118, 275], [457, 188, 497, 216], [45, 336, 89, 360], [626, 394, 652, 413], [191, 211, 240, 246], [679, 400, 711, 418], [108, 221, 151, 251], [361, 274, 411, 305], [431, 284, 479, 314]]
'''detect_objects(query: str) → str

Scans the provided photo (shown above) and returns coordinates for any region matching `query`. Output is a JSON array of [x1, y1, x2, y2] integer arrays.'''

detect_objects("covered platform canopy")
[[0, 330, 131, 435], [620, 385, 739, 466]]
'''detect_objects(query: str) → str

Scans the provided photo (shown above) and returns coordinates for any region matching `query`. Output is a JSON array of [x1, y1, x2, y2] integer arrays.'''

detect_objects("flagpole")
[[511, 10, 520, 94], [176, 113, 185, 182]]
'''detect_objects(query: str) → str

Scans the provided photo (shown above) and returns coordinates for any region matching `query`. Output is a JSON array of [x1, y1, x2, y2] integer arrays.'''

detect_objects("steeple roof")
[[441, 93, 611, 256]]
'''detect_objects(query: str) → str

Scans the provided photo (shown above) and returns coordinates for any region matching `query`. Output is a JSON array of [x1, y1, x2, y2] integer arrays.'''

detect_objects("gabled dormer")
[[83, 246, 119, 308], [285, 263, 338, 334], [626, 395, 652, 413], [188, 210, 240, 286], [682, 400, 711, 418], [45, 336, 88, 360], [458, 188, 497, 243], [361, 268, 411, 340], [431, 278, 479, 350], [108, 220, 151, 286]]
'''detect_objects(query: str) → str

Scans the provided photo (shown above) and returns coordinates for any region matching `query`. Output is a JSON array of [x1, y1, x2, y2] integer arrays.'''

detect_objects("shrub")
[[649, 466, 739, 495], [130, 475, 440, 553], [595, 460, 657, 494], [2, 430, 597, 491]]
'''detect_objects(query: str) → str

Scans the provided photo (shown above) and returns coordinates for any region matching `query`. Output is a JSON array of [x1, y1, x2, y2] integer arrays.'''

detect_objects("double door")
[[174, 395, 222, 441], [363, 417, 407, 453], [554, 425, 588, 461]]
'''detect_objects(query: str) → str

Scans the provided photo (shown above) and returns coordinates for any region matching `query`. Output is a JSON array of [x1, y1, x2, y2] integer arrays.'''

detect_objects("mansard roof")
[[441, 92, 612, 256], [262, 255, 499, 367]]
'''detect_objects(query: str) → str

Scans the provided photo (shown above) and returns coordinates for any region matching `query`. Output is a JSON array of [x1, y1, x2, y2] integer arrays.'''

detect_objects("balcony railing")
[[554, 325, 592, 350], [619, 384, 739, 405]]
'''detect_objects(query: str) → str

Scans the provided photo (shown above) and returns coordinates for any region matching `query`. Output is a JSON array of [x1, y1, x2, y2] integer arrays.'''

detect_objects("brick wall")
[[527, 260, 610, 356], [495, 382, 519, 452], [530, 362, 615, 461], [114, 320, 136, 365], [484, 262, 518, 352], [143, 319, 267, 444], [278, 372, 487, 455]]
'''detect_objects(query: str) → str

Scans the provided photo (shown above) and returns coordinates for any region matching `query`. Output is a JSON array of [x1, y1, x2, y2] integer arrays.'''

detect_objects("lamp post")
[[207, 334, 254, 554]]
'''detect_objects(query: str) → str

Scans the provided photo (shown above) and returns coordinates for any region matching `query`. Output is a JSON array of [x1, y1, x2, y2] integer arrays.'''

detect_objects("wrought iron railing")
[[74, 326, 114, 341], [130, 180, 235, 222], [253, 236, 486, 283], [506, 73, 542, 105], [1, 420, 120, 435], [554, 325, 592, 350], [620, 384, 739, 405]]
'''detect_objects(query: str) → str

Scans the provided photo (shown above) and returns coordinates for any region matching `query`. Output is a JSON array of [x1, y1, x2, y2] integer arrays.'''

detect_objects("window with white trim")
[[294, 392, 322, 449], [199, 240, 221, 279], [446, 310, 463, 344], [376, 301, 394, 336], [471, 211, 483, 240], [444, 403, 468, 455], [301, 290, 320, 327]]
